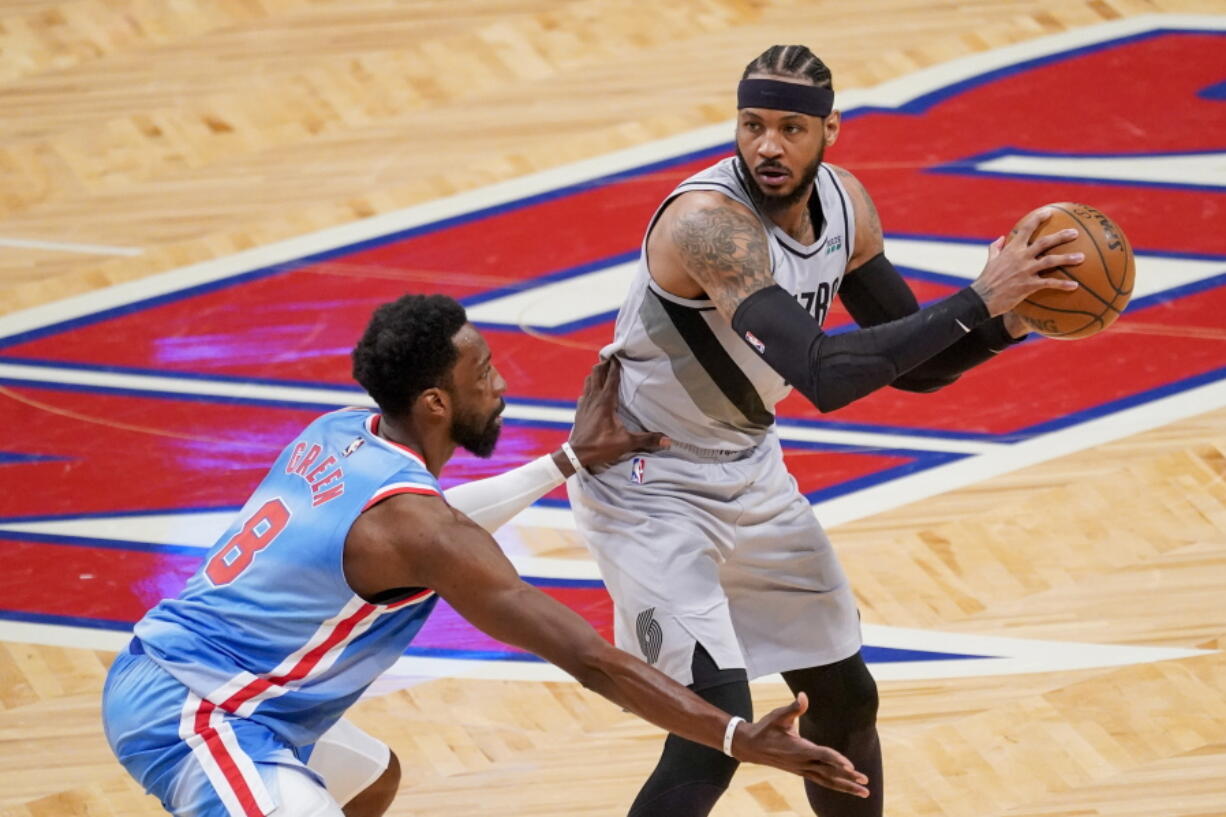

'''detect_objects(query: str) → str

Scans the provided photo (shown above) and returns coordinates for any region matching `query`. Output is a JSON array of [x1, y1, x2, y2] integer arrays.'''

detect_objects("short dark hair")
[[742, 45, 833, 89], [352, 294, 468, 417]]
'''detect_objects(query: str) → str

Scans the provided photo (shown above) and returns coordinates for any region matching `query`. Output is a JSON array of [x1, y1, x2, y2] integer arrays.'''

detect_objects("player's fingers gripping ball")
[[1009, 202, 1135, 339]]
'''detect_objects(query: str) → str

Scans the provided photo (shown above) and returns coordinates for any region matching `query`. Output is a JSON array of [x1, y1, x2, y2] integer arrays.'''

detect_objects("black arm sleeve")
[[839, 252, 1026, 392], [731, 283, 990, 413]]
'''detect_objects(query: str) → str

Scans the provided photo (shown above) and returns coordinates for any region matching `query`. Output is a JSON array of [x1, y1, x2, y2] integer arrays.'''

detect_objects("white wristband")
[[722, 715, 745, 758], [560, 441, 585, 475]]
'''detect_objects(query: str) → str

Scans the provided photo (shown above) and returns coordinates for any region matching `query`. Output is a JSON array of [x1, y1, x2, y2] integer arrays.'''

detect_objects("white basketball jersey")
[[606, 156, 856, 450]]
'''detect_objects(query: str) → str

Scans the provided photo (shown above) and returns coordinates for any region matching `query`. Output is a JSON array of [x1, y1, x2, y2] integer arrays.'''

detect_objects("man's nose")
[[756, 133, 783, 159]]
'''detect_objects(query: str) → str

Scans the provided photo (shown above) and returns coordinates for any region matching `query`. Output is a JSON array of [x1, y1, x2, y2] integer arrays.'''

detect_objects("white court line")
[[972, 151, 1226, 189], [5, 370, 1215, 567], [2, 617, 1204, 686], [0, 361, 1003, 455], [360, 624, 1216, 687], [0, 237, 144, 256]]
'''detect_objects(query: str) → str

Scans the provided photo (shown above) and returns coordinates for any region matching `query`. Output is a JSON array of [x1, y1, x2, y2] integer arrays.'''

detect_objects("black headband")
[[737, 78, 834, 117]]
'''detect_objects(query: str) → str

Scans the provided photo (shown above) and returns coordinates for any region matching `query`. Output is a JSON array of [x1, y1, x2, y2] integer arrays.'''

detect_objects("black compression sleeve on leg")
[[839, 252, 1026, 392], [627, 645, 751, 817], [782, 653, 883, 817], [730, 282, 989, 412]]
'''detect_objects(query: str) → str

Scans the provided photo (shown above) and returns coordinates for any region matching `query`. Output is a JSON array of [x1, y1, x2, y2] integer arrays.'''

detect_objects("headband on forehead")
[[737, 78, 834, 117]]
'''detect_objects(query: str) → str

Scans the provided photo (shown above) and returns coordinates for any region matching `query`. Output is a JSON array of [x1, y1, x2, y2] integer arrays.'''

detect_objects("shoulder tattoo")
[[670, 206, 773, 315]]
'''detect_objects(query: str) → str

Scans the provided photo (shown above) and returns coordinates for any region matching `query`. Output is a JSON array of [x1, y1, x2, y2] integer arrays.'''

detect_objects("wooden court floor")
[[2, 1, 1224, 815]]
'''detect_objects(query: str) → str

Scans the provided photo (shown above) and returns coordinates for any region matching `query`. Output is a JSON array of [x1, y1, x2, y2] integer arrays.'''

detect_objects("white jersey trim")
[[363, 481, 441, 511], [179, 692, 275, 817], [363, 415, 429, 469], [645, 276, 714, 308], [205, 597, 382, 719]]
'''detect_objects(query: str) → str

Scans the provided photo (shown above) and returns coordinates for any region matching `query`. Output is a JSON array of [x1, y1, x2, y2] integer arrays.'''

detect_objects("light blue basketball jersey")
[[135, 408, 442, 747]]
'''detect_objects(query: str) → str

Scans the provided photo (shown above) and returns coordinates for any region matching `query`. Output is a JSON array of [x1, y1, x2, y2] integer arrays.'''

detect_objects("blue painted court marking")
[[0, 355, 1036, 445], [404, 642, 993, 665], [777, 415, 1015, 443], [841, 28, 1224, 119], [0, 355, 367, 393], [1127, 272, 1226, 311], [0, 375, 346, 413], [535, 446, 966, 509], [0, 610, 997, 665], [0, 529, 204, 558], [471, 309, 622, 337], [0, 451, 65, 466], [461, 250, 640, 307], [930, 146, 1226, 193], [0, 143, 730, 351], [1200, 79, 1226, 100], [0, 505, 244, 525], [0, 609, 133, 632], [1017, 365, 1226, 436]]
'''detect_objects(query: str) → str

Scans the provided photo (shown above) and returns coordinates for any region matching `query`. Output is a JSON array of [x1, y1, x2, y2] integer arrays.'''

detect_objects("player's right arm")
[[344, 495, 870, 798], [648, 192, 1081, 412]]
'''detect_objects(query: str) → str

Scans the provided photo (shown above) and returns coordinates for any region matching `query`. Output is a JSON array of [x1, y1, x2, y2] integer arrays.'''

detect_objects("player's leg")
[[102, 641, 342, 817], [305, 718, 400, 817], [569, 450, 750, 817], [722, 435, 879, 816], [265, 764, 347, 817], [781, 654, 883, 817], [627, 643, 752, 817]]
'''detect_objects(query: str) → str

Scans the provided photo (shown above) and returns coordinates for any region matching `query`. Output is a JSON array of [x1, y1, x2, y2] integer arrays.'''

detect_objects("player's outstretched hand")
[[971, 208, 1083, 317], [732, 693, 871, 799], [568, 357, 670, 470]]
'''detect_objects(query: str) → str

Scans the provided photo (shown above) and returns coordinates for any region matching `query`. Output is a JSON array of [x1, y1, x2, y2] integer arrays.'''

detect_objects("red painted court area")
[[0, 29, 1223, 658]]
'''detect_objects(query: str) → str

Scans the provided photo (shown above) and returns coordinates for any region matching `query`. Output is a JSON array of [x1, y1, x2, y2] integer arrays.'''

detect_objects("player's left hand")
[[569, 357, 670, 469]]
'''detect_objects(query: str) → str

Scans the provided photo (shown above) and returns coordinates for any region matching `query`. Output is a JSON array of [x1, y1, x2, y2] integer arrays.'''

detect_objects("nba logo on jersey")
[[630, 457, 646, 484], [743, 331, 766, 354]]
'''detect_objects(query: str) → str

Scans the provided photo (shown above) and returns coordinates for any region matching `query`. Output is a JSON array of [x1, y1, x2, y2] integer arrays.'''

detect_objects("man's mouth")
[[755, 165, 790, 188]]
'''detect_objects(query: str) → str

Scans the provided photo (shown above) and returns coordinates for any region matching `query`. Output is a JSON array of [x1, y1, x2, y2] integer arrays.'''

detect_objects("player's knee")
[[342, 750, 400, 817], [838, 657, 877, 726], [838, 654, 879, 727], [786, 652, 879, 738]]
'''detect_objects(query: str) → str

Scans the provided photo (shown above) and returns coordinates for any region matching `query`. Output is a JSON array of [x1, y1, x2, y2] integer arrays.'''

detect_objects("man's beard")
[[735, 144, 823, 212], [452, 399, 504, 458]]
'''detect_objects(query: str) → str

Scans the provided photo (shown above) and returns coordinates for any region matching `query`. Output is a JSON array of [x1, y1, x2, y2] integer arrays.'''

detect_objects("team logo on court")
[[630, 457, 646, 484], [635, 608, 663, 665], [0, 20, 1220, 684]]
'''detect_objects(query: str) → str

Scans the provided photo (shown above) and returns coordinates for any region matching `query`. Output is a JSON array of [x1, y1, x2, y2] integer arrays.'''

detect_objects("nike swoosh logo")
[[955, 318, 971, 333]]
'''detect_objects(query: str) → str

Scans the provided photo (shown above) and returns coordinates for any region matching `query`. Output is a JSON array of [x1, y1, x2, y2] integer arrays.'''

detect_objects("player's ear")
[[418, 386, 452, 420], [824, 109, 841, 147]]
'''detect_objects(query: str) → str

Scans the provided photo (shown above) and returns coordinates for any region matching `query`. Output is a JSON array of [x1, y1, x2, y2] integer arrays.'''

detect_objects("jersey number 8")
[[205, 498, 292, 586]]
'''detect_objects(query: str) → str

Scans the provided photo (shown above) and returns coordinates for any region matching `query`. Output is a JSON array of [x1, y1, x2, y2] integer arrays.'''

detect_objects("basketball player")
[[567, 45, 1084, 817], [101, 293, 870, 817]]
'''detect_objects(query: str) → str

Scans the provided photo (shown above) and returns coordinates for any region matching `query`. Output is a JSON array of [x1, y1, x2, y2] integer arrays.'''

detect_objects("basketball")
[[1008, 202, 1135, 339]]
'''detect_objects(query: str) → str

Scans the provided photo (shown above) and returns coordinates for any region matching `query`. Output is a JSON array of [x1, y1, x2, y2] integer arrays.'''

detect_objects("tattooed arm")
[[644, 187, 1078, 413], [645, 191, 776, 321]]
